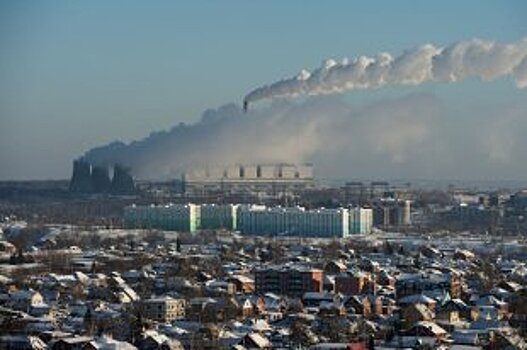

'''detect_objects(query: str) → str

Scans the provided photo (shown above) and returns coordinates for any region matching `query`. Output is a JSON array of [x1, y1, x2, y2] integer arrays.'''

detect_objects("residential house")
[[334, 271, 374, 295], [324, 260, 347, 275], [402, 303, 435, 329], [239, 333, 272, 350], [51, 336, 93, 350], [141, 296, 186, 323], [229, 275, 255, 294], [8, 290, 44, 313], [343, 295, 371, 317]]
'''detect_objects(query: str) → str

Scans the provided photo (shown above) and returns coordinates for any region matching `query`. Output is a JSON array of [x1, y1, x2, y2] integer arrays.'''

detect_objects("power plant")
[[182, 163, 315, 198], [69, 159, 135, 195]]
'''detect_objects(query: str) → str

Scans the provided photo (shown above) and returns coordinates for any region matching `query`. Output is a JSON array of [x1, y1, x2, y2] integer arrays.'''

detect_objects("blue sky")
[[1, 1, 526, 180]]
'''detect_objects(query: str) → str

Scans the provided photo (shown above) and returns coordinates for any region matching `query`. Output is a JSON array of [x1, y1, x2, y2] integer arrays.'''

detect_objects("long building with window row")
[[124, 203, 372, 237], [200, 204, 239, 230], [237, 205, 350, 238], [123, 203, 201, 233]]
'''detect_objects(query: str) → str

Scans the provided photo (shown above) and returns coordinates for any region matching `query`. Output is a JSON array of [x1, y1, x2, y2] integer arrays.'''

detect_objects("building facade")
[[238, 205, 350, 238], [183, 163, 315, 198], [335, 272, 375, 295], [372, 199, 411, 228], [200, 204, 239, 230], [349, 207, 373, 234], [141, 296, 186, 323], [123, 203, 372, 238], [254, 267, 323, 296], [123, 203, 200, 233]]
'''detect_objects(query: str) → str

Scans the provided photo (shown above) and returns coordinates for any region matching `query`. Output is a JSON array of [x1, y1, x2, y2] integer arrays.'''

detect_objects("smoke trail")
[[82, 94, 527, 180], [244, 38, 527, 104]]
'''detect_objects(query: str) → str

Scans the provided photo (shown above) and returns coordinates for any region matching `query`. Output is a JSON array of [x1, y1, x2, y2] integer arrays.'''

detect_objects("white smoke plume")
[[83, 95, 444, 179], [83, 94, 527, 180], [244, 38, 527, 105], [83, 37, 527, 180]]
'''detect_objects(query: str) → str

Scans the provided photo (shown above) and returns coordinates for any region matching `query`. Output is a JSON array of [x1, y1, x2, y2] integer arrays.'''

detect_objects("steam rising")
[[83, 37, 527, 180], [83, 94, 527, 180], [244, 38, 527, 104]]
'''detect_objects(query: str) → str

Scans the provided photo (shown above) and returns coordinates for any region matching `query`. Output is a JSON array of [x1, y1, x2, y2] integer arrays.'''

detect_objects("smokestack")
[[244, 37, 527, 105]]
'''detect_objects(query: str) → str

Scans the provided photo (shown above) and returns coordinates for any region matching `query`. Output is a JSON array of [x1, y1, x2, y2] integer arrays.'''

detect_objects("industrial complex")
[[182, 163, 315, 198]]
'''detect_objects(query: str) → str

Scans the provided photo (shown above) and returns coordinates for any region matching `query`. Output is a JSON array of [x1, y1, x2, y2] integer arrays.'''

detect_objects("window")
[[257, 165, 262, 178], [239, 166, 245, 178]]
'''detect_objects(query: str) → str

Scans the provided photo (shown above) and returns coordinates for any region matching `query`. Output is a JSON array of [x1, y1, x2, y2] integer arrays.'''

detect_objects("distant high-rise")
[[372, 199, 411, 228], [403, 200, 412, 226], [349, 207, 373, 234]]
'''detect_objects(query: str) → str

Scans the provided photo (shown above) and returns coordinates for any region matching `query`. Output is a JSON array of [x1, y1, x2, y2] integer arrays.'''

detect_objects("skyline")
[[1, 1, 527, 181]]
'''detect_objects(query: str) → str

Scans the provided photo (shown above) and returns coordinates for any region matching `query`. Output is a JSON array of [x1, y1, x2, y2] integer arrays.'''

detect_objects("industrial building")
[[69, 159, 135, 195], [182, 163, 315, 198]]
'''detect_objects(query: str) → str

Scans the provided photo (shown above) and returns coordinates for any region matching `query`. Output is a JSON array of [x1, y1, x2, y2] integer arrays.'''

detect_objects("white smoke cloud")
[[83, 93, 527, 180], [244, 38, 527, 105], [83, 37, 527, 181], [485, 102, 527, 164], [83, 95, 444, 179]]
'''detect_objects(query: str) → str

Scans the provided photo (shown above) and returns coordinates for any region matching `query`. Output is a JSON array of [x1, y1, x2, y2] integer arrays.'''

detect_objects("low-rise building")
[[141, 296, 186, 323], [334, 271, 374, 295], [255, 266, 324, 296]]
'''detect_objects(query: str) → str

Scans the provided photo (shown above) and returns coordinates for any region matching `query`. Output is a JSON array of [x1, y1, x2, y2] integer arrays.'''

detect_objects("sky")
[[1, 1, 526, 181]]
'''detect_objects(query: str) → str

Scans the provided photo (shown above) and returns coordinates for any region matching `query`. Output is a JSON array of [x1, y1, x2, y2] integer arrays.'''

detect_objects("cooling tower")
[[69, 159, 94, 193], [91, 165, 112, 193], [111, 164, 136, 195]]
